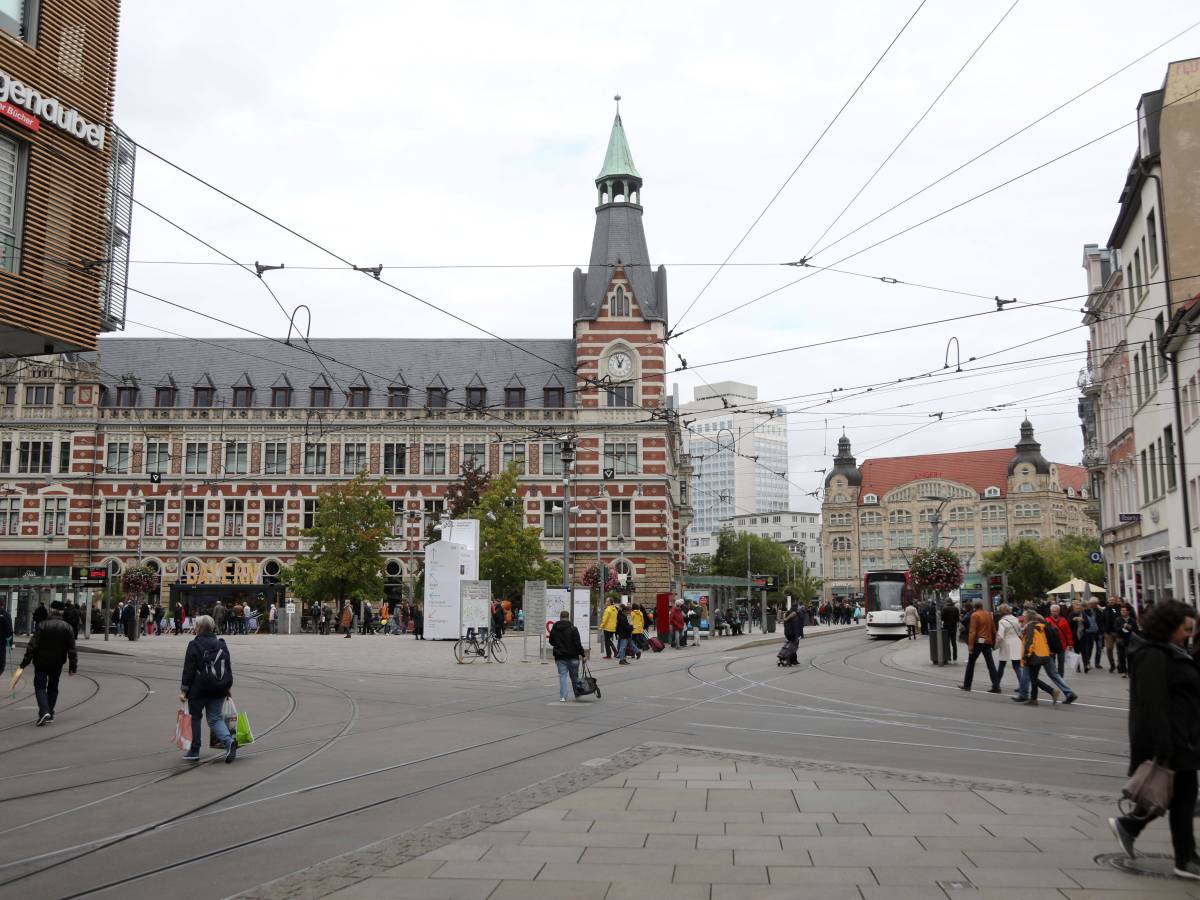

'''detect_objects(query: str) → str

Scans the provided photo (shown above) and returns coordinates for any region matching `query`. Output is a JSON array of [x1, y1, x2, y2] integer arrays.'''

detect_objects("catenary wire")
[[669, 0, 928, 332]]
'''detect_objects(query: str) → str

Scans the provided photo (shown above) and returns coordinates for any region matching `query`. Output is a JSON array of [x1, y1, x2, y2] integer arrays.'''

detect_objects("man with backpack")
[[179, 614, 236, 763], [1038, 611, 1079, 704]]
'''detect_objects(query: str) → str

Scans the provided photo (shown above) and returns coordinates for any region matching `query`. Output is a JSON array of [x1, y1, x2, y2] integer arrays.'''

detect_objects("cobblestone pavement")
[[240, 744, 1192, 900]]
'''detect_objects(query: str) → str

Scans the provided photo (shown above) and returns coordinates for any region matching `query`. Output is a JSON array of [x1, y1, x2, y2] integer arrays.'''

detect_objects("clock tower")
[[572, 97, 668, 410]]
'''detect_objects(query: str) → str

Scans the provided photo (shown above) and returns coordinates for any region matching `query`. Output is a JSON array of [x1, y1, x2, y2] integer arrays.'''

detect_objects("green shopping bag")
[[235, 710, 254, 745]]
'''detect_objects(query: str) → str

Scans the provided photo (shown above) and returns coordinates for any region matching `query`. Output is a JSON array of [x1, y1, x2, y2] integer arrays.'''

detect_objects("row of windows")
[[92, 439, 636, 478], [838, 501, 1081, 528], [34, 495, 640, 542], [0, 439, 71, 474], [1140, 425, 1178, 503]]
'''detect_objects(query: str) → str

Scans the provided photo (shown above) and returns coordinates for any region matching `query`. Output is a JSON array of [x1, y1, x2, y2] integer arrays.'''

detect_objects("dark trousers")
[[603, 631, 616, 657], [1121, 767, 1197, 866], [33, 666, 62, 718], [1117, 640, 1129, 673], [1079, 632, 1097, 669], [906, 625, 916, 639], [413, 621, 423, 639], [1054, 650, 1065, 677], [962, 643, 998, 690], [0, 640, 6, 673], [942, 629, 958, 661]]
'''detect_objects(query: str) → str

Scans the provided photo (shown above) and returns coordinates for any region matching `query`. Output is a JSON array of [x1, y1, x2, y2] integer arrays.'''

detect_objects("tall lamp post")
[[559, 439, 576, 589], [921, 494, 953, 666]]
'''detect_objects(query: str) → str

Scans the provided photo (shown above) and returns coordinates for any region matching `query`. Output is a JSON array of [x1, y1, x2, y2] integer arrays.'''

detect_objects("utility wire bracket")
[[355, 264, 383, 279], [255, 261, 285, 277]]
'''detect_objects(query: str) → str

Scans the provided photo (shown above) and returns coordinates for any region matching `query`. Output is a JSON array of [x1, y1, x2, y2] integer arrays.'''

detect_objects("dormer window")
[[193, 387, 213, 408], [155, 387, 177, 408], [232, 387, 253, 408], [348, 386, 369, 408], [388, 387, 409, 409], [983, 486, 1000, 498], [862, 493, 877, 504], [116, 386, 137, 408], [271, 387, 291, 408], [466, 387, 486, 409], [611, 286, 630, 317], [544, 387, 565, 408], [426, 387, 447, 408], [1066, 487, 1075, 498], [505, 387, 525, 408], [310, 387, 331, 407]]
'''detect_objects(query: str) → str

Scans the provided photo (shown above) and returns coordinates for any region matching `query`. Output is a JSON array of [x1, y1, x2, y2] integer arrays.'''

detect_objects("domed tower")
[[1008, 419, 1051, 477], [825, 434, 863, 496]]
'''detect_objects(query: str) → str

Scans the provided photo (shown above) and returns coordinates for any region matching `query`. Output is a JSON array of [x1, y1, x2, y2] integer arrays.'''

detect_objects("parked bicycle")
[[453, 627, 506, 664]]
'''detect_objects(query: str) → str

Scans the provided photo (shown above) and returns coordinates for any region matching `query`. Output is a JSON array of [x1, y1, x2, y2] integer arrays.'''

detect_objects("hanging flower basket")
[[121, 565, 159, 596], [581, 563, 620, 591], [909, 547, 963, 595]]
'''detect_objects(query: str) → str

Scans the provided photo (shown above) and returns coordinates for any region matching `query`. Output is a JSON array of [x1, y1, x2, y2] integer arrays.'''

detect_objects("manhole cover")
[[1098, 851, 1178, 880]]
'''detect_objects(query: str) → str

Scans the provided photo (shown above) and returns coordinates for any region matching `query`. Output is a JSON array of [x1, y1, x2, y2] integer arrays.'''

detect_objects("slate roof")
[[858, 449, 1088, 503], [573, 205, 668, 324], [93, 337, 577, 409]]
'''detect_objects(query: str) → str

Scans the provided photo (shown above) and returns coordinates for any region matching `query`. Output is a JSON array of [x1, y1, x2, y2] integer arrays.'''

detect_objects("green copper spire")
[[597, 94, 641, 182]]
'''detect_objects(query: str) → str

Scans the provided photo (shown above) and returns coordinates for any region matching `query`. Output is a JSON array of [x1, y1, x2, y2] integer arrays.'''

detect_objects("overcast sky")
[[113, 1, 1198, 511]]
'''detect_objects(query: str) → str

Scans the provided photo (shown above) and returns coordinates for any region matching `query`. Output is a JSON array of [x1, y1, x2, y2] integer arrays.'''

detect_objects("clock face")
[[608, 351, 633, 379]]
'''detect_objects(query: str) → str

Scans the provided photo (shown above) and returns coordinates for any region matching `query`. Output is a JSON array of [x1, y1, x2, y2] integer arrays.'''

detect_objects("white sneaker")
[[559, 697, 566, 702]]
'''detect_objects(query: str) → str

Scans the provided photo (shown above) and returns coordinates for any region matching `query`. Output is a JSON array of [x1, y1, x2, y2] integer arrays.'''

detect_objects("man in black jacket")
[[19, 600, 77, 726], [548, 610, 586, 701], [615, 602, 634, 665], [940, 600, 960, 663], [1101, 597, 1123, 673]]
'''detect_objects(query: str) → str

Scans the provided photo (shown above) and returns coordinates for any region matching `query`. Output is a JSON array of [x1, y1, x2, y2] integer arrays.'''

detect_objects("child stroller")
[[777, 638, 799, 667]]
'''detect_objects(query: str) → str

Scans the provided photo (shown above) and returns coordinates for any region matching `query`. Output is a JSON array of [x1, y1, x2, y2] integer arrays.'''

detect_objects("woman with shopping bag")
[[1109, 600, 1200, 879], [179, 614, 237, 764]]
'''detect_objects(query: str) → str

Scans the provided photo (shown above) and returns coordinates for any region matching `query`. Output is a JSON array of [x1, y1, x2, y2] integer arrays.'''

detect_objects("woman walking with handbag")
[[1109, 600, 1200, 879]]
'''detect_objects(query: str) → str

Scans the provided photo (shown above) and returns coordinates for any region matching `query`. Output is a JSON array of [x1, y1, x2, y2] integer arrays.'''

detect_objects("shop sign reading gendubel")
[[0, 69, 106, 149]]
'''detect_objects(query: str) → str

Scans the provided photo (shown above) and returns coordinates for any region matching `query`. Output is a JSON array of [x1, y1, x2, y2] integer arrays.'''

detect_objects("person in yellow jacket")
[[1021, 612, 1058, 706], [600, 598, 618, 659], [630, 604, 645, 660], [380, 602, 389, 629]]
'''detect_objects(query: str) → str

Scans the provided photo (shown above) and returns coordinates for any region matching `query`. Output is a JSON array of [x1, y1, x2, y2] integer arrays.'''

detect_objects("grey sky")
[[113, 1, 1198, 509]]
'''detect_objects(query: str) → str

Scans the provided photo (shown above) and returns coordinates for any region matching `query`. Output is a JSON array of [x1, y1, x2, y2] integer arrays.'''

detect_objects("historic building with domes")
[[820, 421, 1097, 602]]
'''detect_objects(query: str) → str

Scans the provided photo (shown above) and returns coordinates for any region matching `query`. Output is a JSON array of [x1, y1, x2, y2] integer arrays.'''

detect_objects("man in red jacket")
[[1047, 603, 1075, 677]]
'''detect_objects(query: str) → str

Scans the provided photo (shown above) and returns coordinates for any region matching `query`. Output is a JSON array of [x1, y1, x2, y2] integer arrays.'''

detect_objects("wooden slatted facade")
[[0, 0, 121, 356]]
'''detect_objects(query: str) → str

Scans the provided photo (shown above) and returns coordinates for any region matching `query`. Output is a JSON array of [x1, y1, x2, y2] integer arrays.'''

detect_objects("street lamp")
[[921, 494, 952, 666], [559, 439, 576, 589]]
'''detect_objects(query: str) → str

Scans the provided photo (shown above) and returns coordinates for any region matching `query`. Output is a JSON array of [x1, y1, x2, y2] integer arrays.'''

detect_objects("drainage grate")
[[1098, 851, 1178, 880]]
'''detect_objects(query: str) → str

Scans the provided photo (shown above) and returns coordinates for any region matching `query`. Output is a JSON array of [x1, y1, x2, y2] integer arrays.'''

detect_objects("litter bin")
[[928, 626, 942, 664], [766, 612, 777, 633]]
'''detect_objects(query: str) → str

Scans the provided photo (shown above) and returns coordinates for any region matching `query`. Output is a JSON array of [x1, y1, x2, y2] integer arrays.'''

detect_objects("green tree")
[[784, 561, 822, 603], [981, 539, 1057, 602], [687, 554, 713, 576], [287, 474, 393, 607], [469, 463, 561, 600], [1043, 533, 1104, 587], [712, 530, 792, 590]]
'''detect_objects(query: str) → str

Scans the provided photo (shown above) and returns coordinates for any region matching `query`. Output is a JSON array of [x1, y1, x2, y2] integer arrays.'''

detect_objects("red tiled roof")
[[858, 449, 1086, 503]]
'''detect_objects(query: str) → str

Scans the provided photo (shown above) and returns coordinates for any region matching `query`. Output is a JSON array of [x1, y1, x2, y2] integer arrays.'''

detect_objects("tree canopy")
[[468, 463, 562, 600], [784, 561, 822, 603], [981, 538, 1060, 602], [285, 475, 393, 605], [712, 530, 792, 596]]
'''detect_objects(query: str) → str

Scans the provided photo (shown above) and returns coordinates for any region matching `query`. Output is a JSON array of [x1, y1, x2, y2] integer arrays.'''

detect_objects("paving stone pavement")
[[235, 743, 1200, 900]]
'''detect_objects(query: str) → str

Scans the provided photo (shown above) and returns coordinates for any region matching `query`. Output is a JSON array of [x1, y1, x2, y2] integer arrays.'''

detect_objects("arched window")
[[611, 286, 630, 317], [1017, 529, 1040, 538], [1019, 483, 1034, 493], [889, 509, 912, 525], [832, 536, 852, 551], [983, 486, 1000, 498], [919, 508, 938, 523], [834, 493, 847, 503], [948, 506, 973, 522], [862, 493, 878, 505], [980, 504, 1005, 521], [860, 510, 882, 525]]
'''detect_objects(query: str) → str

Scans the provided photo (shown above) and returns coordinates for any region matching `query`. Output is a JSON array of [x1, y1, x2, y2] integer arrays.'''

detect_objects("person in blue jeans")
[[548, 610, 586, 702], [180, 615, 237, 762]]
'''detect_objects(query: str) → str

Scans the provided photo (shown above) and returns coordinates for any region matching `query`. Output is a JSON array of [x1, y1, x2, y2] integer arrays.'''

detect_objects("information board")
[[572, 588, 591, 650], [545, 587, 570, 638], [444, 519, 480, 581], [424, 540, 463, 640], [460, 580, 492, 636], [523, 580, 547, 659]]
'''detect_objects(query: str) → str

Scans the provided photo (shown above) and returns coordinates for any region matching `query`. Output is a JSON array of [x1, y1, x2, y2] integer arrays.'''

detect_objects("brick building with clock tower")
[[0, 102, 692, 625]]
